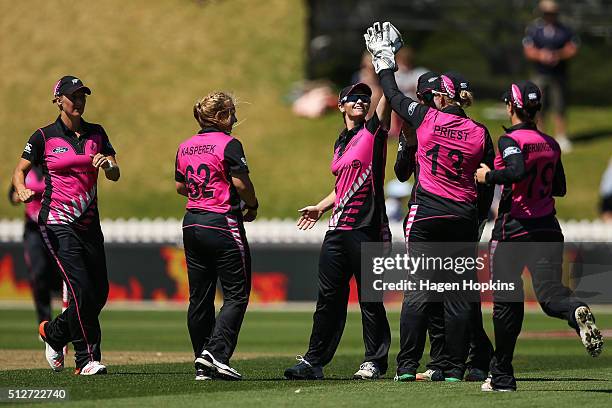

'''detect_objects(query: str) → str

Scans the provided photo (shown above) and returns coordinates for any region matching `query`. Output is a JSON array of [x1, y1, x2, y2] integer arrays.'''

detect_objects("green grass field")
[[0, 308, 610, 407], [1, 1, 612, 221]]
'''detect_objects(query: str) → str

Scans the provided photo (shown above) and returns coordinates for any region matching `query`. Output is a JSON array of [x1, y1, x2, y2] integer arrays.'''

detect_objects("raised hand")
[[364, 22, 385, 57], [384, 22, 404, 54], [364, 21, 397, 73]]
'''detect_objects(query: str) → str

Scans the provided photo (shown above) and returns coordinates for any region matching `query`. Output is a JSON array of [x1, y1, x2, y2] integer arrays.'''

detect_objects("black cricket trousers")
[[303, 227, 391, 373], [40, 222, 109, 369], [489, 215, 586, 390], [398, 204, 486, 379], [24, 221, 61, 323], [183, 211, 251, 365]]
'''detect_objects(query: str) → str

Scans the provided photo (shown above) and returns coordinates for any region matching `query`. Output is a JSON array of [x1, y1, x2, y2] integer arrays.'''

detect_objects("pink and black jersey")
[[379, 70, 495, 220], [21, 117, 116, 229], [415, 108, 487, 202], [8, 165, 44, 224], [175, 128, 249, 215], [329, 114, 389, 231], [487, 122, 565, 220], [24, 165, 45, 223]]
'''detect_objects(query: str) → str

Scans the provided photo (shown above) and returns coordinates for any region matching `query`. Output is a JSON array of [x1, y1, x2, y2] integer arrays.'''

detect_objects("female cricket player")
[[8, 164, 61, 324], [365, 22, 495, 382], [476, 80, 603, 392], [395, 72, 494, 383], [12, 75, 120, 376], [283, 82, 392, 380], [175, 92, 258, 381]]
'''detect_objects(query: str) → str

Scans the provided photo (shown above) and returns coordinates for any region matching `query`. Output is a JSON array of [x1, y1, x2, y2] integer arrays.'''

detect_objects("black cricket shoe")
[[465, 368, 488, 382], [195, 362, 213, 380], [284, 355, 324, 380], [195, 350, 242, 380]]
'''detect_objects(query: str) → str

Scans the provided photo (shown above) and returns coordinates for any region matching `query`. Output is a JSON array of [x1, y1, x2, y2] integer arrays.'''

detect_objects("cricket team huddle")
[[11, 21, 603, 390]]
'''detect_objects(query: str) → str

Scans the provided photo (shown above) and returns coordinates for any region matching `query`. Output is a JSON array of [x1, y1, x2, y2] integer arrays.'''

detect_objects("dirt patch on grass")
[[0, 350, 290, 371]]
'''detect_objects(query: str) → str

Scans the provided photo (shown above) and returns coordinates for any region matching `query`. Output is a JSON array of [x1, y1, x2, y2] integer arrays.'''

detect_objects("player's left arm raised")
[[373, 94, 391, 130]]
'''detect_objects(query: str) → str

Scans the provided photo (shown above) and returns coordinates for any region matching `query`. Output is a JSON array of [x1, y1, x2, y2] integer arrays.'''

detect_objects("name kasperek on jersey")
[[181, 144, 216, 156]]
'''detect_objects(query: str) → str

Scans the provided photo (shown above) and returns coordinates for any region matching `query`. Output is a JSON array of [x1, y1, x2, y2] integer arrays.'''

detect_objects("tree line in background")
[[306, 0, 612, 103]]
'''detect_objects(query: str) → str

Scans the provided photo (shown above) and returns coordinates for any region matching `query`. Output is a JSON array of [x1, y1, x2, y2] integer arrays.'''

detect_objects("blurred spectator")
[[390, 47, 428, 138], [385, 178, 412, 222], [394, 47, 429, 100], [600, 158, 612, 222], [351, 50, 383, 106], [291, 80, 337, 118], [523, 0, 579, 152]]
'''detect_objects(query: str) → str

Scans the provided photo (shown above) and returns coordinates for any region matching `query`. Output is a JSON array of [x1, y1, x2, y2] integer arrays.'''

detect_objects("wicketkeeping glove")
[[363, 22, 397, 73], [364, 22, 384, 56], [384, 21, 404, 54]]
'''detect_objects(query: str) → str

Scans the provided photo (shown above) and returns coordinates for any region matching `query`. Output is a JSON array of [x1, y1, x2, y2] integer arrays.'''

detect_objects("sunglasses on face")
[[342, 94, 371, 104]]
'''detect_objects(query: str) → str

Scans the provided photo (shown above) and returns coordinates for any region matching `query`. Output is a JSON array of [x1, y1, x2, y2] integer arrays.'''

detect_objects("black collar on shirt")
[[502, 121, 538, 134], [55, 115, 91, 137], [54, 116, 92, 154], [441, 105, 467, 118], [335, 121, 365, 157], [198, 127, 230, 135]]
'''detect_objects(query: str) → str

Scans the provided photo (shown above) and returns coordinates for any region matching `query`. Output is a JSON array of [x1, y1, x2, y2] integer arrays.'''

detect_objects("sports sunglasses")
[[341, 94, 371, 104]]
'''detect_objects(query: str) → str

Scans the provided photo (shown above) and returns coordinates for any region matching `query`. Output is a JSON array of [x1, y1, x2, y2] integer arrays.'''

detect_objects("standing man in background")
[[523, 0, 579, 152]]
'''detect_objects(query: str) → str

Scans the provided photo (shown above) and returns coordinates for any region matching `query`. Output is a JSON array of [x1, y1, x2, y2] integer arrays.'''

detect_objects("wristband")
[[244, 200, 259, 211]]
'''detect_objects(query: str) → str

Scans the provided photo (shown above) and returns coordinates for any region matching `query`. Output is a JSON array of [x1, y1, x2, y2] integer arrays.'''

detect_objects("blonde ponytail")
[[459, 90, 473, 108]]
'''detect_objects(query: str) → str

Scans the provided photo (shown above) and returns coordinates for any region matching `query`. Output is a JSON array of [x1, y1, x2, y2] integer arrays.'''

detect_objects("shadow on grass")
[[109, 371, 358, 381], [517, 377, 606, 382], [513, 354, 612, 372], [521, 389, 612, 393], [109, 371, 186, 376]]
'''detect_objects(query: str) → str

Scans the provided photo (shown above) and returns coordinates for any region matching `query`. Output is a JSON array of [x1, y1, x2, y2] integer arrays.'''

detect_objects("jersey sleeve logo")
[[502, 146, 521, 158], [23, 143, 32, 154], [241, 157, 247, 166], [408, 101, 418, 115]]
